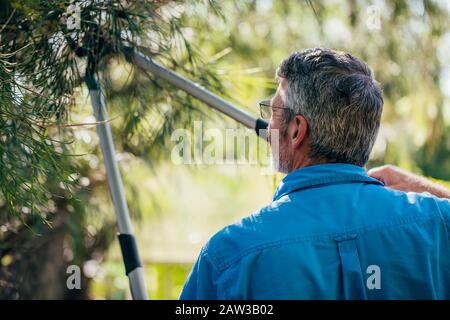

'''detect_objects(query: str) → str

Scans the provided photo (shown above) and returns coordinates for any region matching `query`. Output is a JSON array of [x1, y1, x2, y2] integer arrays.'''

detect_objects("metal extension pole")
[[130, 50, 269, 139], [83, 50, 267, 300], [86, 73, 148, 300]]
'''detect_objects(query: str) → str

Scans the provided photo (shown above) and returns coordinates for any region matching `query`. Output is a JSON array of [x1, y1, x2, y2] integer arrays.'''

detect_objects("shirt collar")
[[273, 163, 384, 201]]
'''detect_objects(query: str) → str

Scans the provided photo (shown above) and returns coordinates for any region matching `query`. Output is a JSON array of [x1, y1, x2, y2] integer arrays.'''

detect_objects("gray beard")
[[271, 141, 293, 174]]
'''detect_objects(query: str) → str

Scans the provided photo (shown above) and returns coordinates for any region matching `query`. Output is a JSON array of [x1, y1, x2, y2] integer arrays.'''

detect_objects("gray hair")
[[276, 48, 384, 166]]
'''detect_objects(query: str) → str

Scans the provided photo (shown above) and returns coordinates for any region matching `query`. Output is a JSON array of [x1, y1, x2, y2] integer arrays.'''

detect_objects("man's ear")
[[290, 115, 308, 149]]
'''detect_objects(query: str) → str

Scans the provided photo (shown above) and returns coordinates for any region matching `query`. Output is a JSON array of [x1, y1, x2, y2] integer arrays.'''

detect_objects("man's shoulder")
[[363, 185, 450, 230], [427, 192, 450, 223], [201, 186, 450, 272], [384, 186, 448, 208], [203, 200, 288, 272], [368, 182, 445, 210]]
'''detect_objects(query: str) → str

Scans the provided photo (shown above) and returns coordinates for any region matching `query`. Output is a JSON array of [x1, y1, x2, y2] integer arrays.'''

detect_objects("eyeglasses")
[[258, 99, 290, 119]]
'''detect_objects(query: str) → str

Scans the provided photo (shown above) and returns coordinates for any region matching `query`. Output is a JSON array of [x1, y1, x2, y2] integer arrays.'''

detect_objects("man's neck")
[[290, 156, 330, 172]]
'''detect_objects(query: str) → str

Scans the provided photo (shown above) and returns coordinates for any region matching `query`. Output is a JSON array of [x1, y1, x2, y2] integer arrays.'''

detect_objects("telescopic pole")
[[85, 72, 148, 300], [130, 50, 269, 138], [83, 49, 268, 300]]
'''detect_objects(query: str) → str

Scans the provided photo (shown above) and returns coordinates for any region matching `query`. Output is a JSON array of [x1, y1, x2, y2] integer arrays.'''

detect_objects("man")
[[180, 48, 450, 299]]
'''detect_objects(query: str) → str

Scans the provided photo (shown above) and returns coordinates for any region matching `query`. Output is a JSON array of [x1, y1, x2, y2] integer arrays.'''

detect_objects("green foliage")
[[0, 0, 225, 225], [0, 49, 75, 224], [0, 0, 229, 298], [1, 0, 450, 299]]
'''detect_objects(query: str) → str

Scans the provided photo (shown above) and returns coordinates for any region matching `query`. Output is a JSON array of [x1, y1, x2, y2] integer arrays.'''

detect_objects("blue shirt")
[[179, 163, 450, 299]]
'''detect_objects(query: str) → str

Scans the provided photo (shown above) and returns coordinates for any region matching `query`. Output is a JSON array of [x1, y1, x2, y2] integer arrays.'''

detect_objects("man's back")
[[180, 163, 450, 299]]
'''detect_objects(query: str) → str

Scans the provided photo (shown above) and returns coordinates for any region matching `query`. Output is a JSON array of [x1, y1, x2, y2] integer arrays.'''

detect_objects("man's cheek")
[[269, 128, 281, 154], [267, 122, 272, 144]]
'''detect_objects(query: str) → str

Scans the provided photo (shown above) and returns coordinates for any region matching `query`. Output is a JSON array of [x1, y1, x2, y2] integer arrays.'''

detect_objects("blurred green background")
[[1, 0, 450, 299], [87, 0, 450, 299]]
